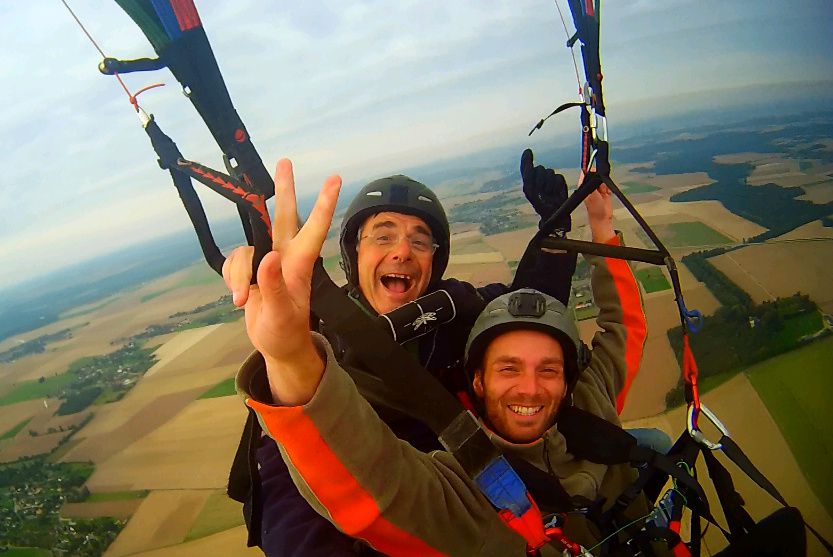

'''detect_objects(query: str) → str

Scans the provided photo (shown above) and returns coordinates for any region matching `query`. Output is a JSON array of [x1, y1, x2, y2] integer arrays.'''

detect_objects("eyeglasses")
[[360, 230, 439, 254]]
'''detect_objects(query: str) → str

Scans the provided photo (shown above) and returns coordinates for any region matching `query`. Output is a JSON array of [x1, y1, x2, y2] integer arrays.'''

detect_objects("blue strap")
[[474, 456, 532, 517]]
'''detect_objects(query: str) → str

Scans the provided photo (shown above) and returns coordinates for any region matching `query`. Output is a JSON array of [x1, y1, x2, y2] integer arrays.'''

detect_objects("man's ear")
[[472, 370, 485, 398]]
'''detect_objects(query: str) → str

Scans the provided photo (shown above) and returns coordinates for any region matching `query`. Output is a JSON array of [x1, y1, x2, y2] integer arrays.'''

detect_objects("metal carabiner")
[[687, 403, 729, 450]]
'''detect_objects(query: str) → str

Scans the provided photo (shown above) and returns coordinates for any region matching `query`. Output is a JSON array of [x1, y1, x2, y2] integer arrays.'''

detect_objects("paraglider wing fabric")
[[114, 0, 273, 196], [566, 0, 605, 117]]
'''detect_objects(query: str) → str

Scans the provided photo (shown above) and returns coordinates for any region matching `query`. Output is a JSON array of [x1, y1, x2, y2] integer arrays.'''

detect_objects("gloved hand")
[[520, 148, 571, 232]]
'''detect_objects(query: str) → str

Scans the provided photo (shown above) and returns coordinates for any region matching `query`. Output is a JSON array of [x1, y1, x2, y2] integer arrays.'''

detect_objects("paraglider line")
[[554, 0, 584, 95], [60, 0, 139, 110]]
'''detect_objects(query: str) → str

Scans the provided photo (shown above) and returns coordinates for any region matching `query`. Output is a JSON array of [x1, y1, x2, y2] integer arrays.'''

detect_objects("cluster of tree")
[[0, 328, 73, 364], [132, 301, 241, 342], [449, 193, 535, 236], [478, 174, 515, 193], [44, 343, 157, 416], [681, 249, 752, 310], [670, 162, 833, 237], [57, 387, 103, 416], [169, 294, 233, 318], [665, 292, 822, 407], [0, 458, 122, 555]]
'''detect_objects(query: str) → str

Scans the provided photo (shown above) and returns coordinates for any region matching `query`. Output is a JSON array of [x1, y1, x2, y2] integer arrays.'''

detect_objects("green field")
[[0, 369, 78, 407], [199, 377, 237, 399], [622, 181, 660, 194], [0, 417, 33, 440], [778, 311, 823, 345], [85, 490, 148, 503], [747, 337, 833, 515], [635, 267, 671, 293], [184, 490, 244, 541], [639, 221, 733, 249]]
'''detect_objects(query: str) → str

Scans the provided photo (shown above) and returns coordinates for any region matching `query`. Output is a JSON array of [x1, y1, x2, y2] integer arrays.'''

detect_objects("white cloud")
[[1, 0, 830, 289]]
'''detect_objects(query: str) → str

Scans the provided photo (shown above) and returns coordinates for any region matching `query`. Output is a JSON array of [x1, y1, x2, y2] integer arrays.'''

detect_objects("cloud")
[[2, 0, 831, 289]]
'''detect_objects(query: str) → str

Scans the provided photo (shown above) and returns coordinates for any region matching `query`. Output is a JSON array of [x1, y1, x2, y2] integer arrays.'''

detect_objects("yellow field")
[[145, 325, 224, 378], [798, 180, 833, 204], [0, 399, 47, 433], [779, 219, 833, 241], [709, 238, 833, 313], [448, 252, 504, 265], [614, 199, 767, 243], [103, 490, 213, 556], [611, 163, 713, 192], [57, 322, 248, 467], [481, 225, 538, 261], [60, 387, 208, 464], [0, 430, 67, 462], [126, 526, 261, 557], [61, 499, 143, 520], [85, 396, 246, 492]]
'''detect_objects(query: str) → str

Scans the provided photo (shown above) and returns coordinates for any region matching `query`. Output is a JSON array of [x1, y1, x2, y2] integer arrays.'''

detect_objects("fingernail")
[[232, 290, 240, 305]]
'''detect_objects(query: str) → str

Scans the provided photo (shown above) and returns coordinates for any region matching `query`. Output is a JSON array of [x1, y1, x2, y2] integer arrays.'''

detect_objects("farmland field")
[[747, 337, 833, 515], [635, 267, 671, 293], [184, 490, 245, 541], [0, 370, 78, 406], [622, 181, 660, 193], [639, 221, 733, 249], [709, 239, 833, 313], [199, 377, 236, 399]]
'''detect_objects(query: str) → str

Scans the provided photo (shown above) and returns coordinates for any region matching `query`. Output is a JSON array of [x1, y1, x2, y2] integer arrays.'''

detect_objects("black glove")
[[520, 148, 570, 232]]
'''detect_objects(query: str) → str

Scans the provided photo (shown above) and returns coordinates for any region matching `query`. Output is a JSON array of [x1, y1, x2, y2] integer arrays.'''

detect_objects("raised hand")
[[240, 159, 341, 405], [520, 148, 570, 232], [581, 174, 614, 243]]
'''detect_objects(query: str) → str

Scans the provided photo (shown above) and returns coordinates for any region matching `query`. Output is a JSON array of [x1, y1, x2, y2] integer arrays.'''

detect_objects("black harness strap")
[[309, 260, 505, 478], [702, 448, 755, 538], [717, 435, 833, 555], [559, 407, 711, 516]]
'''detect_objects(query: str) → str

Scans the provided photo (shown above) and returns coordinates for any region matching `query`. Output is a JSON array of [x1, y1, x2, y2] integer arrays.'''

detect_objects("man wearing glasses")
[[225, 159, 578, 556]]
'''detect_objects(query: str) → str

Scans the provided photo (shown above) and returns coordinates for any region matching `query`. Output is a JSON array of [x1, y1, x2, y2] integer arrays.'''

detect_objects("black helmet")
[[465, 289, 590, 393], [339, 175, 450, 287]]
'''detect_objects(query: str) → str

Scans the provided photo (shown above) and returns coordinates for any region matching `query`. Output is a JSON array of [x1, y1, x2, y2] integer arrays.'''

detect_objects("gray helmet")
[[465, 289, 590, 392], [339, 175, 450, 287]]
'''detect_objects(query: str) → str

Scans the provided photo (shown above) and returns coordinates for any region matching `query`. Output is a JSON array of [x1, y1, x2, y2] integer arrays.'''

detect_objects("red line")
[[248, 400, 451, 557]]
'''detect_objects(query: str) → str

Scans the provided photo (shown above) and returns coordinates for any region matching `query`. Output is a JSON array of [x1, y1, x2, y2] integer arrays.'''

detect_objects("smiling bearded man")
[[225, 166, 582, 556]]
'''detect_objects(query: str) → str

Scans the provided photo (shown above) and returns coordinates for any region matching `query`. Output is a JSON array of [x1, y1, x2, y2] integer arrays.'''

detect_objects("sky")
[[0, 0, 831, 291]]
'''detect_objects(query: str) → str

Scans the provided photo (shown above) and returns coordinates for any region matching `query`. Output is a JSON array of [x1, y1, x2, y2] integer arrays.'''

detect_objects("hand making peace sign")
[[230, 159, 341, 405]]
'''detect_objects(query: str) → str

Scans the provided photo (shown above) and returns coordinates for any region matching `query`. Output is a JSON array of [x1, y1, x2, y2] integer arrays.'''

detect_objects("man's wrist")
[[589, 218, 615, 243], [264, 339, 325, 406]]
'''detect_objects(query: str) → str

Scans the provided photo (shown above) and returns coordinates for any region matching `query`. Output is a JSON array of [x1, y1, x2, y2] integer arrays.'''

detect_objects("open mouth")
[[380, 273, 413, 294], [508, 405, 543, 417]]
